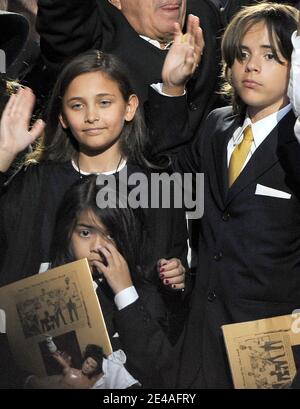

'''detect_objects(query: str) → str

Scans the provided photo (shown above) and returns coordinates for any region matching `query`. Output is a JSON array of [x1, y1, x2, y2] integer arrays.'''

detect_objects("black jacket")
[[0, 160, 188, 388], [147, 90, 300, 388]]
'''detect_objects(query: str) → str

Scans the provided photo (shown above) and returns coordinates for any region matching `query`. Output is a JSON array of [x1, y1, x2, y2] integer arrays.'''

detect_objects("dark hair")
[[221, 2, 299, 115], [26, 50, 152, 168], [51, 176, 147, 283], [83, 344, 103, 377]]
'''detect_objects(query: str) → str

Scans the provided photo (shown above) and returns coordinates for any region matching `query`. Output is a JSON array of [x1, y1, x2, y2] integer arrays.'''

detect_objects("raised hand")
[[161, 14, 204, 96], [158, 258, 186, 290], [92, 242, 133, 295], [0, 87, 45, 172]]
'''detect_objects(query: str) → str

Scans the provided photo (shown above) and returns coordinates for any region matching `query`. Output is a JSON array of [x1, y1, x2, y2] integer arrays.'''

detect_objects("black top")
[[0, 161, 187, 285], [0, 160, 188, 388]]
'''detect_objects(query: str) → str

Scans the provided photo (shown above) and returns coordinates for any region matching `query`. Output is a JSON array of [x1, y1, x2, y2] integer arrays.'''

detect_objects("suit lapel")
[[226, 109, 296, 206], [210, 114, 243, 207]]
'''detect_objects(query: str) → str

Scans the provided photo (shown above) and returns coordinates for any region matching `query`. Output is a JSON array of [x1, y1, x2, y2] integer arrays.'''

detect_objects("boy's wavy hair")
[[26, 50, 152, 168], [221, 2, 299, 116]]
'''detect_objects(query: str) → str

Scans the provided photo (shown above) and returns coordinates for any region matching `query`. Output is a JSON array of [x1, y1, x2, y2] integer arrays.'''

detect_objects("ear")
[[108, 0, 122, 10], [125, 94, 139, 122], [59, 113, 68, 129]]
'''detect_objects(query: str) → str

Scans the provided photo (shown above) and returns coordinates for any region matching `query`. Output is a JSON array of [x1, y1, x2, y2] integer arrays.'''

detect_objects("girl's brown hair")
[[26, 50, 152, 168]]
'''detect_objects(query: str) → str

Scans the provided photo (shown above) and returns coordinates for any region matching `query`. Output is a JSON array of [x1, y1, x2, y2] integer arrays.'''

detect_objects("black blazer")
[[148, 90, 300, 388], [36, 0, 223, 132]]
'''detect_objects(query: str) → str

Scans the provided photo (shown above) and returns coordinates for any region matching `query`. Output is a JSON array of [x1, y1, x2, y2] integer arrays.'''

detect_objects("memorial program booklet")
[[222, 313, 300, 389], [0, 259, 112, 377]]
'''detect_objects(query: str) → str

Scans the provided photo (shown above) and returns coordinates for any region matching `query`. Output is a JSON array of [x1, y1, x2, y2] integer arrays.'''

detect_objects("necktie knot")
[[243, 125, 254, 141]]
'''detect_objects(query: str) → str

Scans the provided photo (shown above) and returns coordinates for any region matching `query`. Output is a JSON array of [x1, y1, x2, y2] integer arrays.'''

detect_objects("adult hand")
[[92, 242, 133, 295], [0, 87, 45, 172], [158, 258, 186, 290], [162, 14, 204, 96]]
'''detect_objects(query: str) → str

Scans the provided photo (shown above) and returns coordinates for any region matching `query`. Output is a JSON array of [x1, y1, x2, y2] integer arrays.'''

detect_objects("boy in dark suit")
[[148, 2, 300, 388]]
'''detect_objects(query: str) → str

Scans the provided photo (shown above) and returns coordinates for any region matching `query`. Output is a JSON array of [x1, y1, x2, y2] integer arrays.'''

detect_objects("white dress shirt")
[[139, 35, 173, 50], [288, 31, 300, 142], [227, 104, 292, 170], [92, 349, 139, 389]]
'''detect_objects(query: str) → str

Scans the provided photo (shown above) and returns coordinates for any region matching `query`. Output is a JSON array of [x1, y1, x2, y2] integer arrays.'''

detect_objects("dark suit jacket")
[[95, 280, 180, 389], [36, 0, 223, 132], [148, 90, 300, 388]]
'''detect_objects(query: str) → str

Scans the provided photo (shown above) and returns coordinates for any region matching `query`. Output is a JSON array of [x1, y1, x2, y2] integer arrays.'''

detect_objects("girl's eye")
[[71, 103, 83, 110], [79, 229, 91, 238], [99, 100, 111, 107]]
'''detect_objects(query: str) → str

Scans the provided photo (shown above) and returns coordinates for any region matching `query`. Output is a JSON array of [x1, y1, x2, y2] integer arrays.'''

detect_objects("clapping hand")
[[162, 14, 204, 96]]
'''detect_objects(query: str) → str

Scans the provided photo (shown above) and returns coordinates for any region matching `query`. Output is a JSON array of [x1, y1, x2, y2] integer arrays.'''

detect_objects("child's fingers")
[[162, 273, 185, 286], [101, 242, 126, 266], [29, 119, 46, 142], [99, 244, 112, 258], [157, 258, 168, 268], [161, 267, 185, 280], [1, 93, 16, 120], [92, 260, 108, 277], [169, 282, 185, 290], [160, 258, 182, 272], [11, 87, 34, 122]]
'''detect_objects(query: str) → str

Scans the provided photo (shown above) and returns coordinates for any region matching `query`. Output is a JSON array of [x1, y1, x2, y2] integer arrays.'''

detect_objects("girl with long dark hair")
[[49, 176, 179, 387], [0, 50, 187, 293]]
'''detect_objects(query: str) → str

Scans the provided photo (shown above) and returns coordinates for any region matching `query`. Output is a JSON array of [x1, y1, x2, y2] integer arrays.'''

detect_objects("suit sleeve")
[[145, 86, 214, 175], [114, 285, 179, 387], [37, 0, 102, 72]]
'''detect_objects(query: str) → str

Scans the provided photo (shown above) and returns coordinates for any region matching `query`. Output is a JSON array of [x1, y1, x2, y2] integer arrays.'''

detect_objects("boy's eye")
[[265, 53, 275, 60], [240, 51, 249, 60]]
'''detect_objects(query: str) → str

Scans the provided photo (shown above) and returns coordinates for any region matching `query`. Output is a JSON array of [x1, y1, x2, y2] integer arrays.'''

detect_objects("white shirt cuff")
[[114, 286, 139, 311], [151, 82, 186, 97]]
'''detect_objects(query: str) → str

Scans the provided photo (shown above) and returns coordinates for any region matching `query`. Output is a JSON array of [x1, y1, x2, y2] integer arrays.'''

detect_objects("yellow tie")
[[228, 125, 254, 187]]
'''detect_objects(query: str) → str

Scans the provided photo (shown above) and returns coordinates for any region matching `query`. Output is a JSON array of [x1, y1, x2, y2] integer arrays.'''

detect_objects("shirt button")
[[207, 291, 217, 302], [189, 102, 198, 111], [214, 252, 223, 261], [222, 213, 230, 221]]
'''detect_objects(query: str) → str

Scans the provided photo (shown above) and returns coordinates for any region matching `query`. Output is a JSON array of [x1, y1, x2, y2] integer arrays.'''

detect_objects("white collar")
[[139, 35, 173, 50], [233, 104, 292, 146]]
